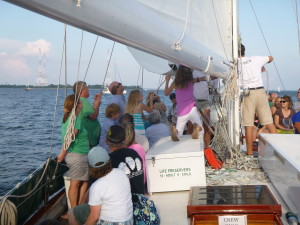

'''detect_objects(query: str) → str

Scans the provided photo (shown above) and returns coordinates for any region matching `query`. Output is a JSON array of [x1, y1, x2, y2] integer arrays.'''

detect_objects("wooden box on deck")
[[187, 185, 282, 225]]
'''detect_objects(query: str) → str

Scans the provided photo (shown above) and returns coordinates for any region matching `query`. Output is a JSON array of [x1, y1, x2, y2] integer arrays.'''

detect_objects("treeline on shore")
[[0, 84, 142, 89]]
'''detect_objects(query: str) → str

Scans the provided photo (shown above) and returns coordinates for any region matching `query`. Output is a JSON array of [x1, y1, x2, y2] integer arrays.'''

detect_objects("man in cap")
[[73, 81, 102, 148], [68, 146, 133, 225], [107, 125, 145, 194]]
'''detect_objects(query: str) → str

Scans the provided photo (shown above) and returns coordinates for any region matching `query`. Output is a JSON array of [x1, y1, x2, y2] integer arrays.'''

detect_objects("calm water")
[[0, 88, 173, 195], [0, 88, 298, 195]]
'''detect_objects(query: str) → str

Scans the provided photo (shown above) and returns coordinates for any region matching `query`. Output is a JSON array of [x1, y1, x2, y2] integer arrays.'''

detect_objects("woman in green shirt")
[[58, 94, 90, 210]]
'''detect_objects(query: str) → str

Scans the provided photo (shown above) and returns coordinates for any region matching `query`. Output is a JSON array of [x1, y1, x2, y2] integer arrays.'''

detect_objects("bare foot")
[[192, 123, 202, 139], [170, 126, 179, 141]]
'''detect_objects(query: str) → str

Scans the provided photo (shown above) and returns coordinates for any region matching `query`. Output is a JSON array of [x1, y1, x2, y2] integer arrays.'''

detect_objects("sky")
[[0, 0, 300, 90]]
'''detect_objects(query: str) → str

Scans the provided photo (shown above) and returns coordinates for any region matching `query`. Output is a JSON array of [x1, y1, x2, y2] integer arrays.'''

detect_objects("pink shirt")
[[129, 143, 146, 184], [176, 82, 195, 116]]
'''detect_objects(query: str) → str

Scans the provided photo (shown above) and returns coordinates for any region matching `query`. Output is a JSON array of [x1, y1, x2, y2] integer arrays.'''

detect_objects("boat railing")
[[0, 157, 68, 225]]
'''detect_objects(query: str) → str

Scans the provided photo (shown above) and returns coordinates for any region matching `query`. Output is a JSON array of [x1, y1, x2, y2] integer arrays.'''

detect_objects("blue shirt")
[[99, 118, 117, 152], [109, 95, 126, 115], [292, 111, 300, 134]]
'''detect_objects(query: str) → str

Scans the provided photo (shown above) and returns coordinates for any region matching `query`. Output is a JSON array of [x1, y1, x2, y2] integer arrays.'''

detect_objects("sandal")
[[170, 126, 179, 141]]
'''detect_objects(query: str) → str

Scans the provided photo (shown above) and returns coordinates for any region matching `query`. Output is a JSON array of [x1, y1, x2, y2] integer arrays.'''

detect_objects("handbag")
[[132, 193, 160, 225]]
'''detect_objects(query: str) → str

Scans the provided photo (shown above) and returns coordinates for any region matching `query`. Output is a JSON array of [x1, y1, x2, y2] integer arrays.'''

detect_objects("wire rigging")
[[249, 0, 286, 91], [101, 42, 116, 91], [292, 0, 300, 55]]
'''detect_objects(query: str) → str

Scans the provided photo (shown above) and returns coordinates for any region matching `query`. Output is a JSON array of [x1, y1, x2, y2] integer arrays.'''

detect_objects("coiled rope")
[[209, 66, 259, 171], [0, 158, 52, 225], [0, 199, 17, 225]]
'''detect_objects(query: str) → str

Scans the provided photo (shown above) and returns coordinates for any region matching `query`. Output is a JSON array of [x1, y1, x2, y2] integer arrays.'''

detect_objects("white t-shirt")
[[193, 70, 219, 100], [237, 56, 269, 88], [89, 168, 133, 222]]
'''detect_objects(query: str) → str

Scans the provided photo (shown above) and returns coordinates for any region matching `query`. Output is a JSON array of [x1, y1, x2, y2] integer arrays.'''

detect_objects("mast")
[[228, 0, 240, 148]]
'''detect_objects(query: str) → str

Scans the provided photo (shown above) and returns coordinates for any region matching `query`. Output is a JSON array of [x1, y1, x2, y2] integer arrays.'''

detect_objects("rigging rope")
[[49, 24, 68, 156], [292, 0, 300, 55], [64, 24, 67, 98], [249, 0, 286, 91], [174, 0, 191, 50], [114, 59, 123, 84], [64, 36, 100, 151], [210, 66, 259, 171], [77, 31, 84, 81], [101, 42, 116, 90]]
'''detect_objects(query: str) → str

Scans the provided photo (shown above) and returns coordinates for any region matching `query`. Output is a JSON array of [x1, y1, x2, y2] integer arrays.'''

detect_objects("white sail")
[[4, 0, 235, 79]]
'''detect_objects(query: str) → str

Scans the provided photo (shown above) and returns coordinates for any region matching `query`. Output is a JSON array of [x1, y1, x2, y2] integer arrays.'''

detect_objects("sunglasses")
[[280, 101, 287, 103], [116, 83, 122, 88]]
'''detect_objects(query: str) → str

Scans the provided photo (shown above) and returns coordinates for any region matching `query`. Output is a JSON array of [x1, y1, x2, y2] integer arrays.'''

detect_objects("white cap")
[[88, 146, 110, 168]]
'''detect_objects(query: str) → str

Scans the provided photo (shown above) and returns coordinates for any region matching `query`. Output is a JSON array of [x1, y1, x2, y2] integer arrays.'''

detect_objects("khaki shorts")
[[195, 100, 210, 111], [242, 89, 273, 126], [65, 152, 89, 181]]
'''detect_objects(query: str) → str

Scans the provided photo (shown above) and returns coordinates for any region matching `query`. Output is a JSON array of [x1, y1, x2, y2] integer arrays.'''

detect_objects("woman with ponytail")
[[57, 94, 90, 212]]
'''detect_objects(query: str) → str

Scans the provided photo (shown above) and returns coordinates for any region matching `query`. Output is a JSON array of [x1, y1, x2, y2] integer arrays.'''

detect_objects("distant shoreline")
[[0, 85, 144, 90], [0, 86, 297, 92]]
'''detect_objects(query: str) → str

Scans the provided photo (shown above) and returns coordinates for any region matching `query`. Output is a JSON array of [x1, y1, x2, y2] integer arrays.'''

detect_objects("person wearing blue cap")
[[68, 146, 133, 225]]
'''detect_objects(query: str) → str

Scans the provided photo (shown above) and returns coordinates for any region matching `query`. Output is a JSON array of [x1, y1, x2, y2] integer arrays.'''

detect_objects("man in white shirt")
[[193, 70, 218, 148], [68, 146, 133, 225], [238, 44, 277, 156]]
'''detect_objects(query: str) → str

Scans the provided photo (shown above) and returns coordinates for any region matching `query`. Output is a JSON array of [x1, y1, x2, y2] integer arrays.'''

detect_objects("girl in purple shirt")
[[164, 65, 203, 141]]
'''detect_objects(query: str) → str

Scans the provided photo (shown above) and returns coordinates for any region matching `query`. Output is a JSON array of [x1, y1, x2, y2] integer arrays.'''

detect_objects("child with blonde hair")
[[99, 103, 121, 152], [125, 90, 154, 136]]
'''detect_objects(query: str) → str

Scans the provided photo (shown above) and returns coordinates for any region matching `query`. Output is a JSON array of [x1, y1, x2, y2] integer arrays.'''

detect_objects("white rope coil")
[[63, 108, 77, 151], [210, 66, 260, 171], [0, 199, 17, 225]]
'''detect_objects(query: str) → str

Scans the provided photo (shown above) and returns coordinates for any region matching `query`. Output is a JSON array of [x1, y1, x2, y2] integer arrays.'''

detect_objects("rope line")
[[64, 24, 67, 98], [63, 36, 100, 150], [292, 0, 300, 55], [77, 31, 84, 81], [48, 26, 67, 156], [174, 0, 191, 50], [248, 0, 286, 91], [101, 42, 116, 91]]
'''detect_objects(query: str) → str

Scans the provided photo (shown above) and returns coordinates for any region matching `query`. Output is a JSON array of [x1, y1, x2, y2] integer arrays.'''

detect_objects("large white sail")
[[4, 0, 236, 79]]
